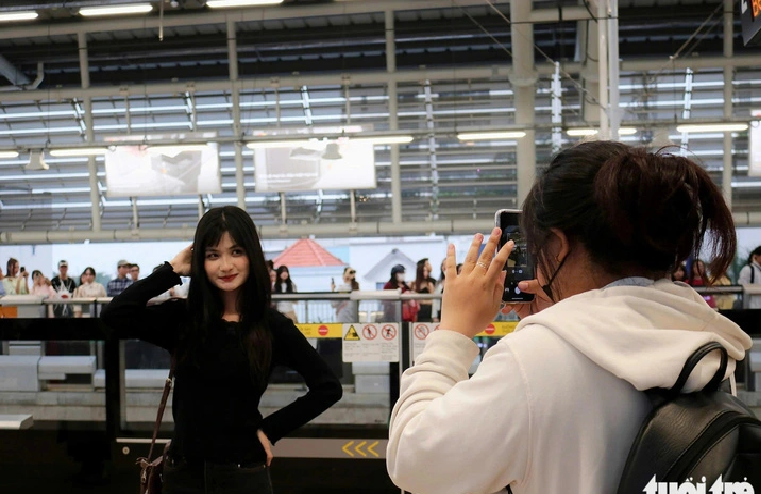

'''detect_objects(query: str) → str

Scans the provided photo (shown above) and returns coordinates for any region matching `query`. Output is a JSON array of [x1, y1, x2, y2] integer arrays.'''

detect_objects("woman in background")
[[273, 265, 298, 323], [413, 264, 435, 322], [73, 267, 107, 318]]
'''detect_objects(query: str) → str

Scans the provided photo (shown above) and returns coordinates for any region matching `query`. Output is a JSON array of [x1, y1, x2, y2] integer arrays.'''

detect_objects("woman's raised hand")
[[170, 244, 193, 276], [439, 227, 512, 338]]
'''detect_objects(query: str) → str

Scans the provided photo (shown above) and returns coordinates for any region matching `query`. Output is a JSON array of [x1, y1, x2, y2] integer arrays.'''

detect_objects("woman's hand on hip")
[[257, 430, 273, 467], [439, 227, 512, 338]]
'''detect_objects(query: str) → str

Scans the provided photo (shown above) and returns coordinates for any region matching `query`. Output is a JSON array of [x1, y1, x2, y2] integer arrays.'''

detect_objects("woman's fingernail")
[[492, 227, 500, 236], [518, 281, 528, 289]]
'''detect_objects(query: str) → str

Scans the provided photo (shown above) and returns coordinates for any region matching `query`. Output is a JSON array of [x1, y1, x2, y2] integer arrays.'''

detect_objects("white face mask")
[[396, 273, 405, 282]]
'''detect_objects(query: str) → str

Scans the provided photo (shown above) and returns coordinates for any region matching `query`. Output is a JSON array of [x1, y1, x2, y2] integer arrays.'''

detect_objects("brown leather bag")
[[137, 364, 174, 494]]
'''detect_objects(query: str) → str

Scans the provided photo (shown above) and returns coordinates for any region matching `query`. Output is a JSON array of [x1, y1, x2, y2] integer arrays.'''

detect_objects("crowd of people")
[[0, 258, 169, 317]]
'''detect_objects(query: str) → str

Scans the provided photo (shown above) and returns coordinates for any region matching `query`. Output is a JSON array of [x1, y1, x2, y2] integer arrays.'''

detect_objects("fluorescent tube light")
[[0, 151, 19, 159], [207, 0, 283, 8], [49, 147, 108, 157], [352, 136, 414, 145], [247, 140, 316, 149], [567, 128, 598, 137], [618, 127, 637, 136], [0, 11, 38, 22], [147, 145, 210, 153], [457, 131, 526, 140], [676, 123, 749, 133], [79, 3, 153, 16]]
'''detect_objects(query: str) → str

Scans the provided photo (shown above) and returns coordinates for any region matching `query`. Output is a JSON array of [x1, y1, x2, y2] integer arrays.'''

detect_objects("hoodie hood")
[[516, 279, 752, 392]]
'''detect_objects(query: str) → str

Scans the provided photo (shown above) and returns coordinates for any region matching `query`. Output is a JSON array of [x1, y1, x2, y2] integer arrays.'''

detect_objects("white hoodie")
[[386, 279, 752, 494]]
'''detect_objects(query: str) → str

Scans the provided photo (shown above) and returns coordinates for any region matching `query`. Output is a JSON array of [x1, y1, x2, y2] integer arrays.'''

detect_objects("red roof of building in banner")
[[273, 238, 346, 268]]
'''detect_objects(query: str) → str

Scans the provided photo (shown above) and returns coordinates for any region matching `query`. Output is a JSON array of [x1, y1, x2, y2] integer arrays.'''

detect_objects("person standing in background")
[[130, 264, 140, 282], [2, 258, 29, 295], [31, 270, 55, 297], [738, 246, 761, 308], [107, 259, 133, 297], [273, 265, 298, 322], [413, 260, 435, 322], [73, 267, 107, 318], [51, 260, 76, 318], [332, 267, 359, 323]]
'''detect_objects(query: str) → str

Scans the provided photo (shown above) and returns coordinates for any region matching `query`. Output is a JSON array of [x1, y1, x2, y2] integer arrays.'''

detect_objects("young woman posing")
[[102, 206, 342, 494]]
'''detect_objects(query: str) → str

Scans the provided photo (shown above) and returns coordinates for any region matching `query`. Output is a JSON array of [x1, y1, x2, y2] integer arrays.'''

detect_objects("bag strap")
[[670, 342, 728, 394], [147, 356, 175, 462]]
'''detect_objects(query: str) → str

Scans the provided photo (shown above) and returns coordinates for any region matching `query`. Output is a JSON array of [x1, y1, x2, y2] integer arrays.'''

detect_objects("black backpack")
[[617, 342, 761, 494]]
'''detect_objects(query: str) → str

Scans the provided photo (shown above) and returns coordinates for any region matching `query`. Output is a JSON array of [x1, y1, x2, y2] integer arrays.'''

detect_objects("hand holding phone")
[[495, 209, 535, 303]]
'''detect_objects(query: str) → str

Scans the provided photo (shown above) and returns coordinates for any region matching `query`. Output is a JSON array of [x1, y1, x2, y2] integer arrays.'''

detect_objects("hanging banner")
[[104, 144, 221, 197], [253, 137, 376, 192]]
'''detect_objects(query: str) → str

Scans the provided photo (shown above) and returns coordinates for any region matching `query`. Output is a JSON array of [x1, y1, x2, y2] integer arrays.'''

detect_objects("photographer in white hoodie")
[[387, 142, 752, 494]]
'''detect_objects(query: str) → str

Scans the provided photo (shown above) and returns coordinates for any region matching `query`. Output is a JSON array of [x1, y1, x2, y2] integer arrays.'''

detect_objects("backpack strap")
[[147, 356, 175, 462], [670, 342, 728, 394]]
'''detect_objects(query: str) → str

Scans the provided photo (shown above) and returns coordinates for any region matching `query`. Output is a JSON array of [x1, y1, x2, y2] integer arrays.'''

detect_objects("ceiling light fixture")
[[206, 0, 284, 8], [79, 3, 153, 16], [676, 123, 749, 133], [49, 147, 108, 157], [351, 136, 414, 145], [567, 128, 598, 137], [0, 151, 19, 159], [618, 127, 638, 136], [457, 131, 526, 140], [0, 11, 38, 22]]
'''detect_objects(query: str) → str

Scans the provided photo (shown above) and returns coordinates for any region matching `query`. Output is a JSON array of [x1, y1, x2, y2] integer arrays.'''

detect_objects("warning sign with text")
[[342, 323, 400, 362], [412, 323, 437, 361]]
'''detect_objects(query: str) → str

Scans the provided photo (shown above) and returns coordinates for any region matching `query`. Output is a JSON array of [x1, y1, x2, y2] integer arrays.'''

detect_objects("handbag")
[[403, 299, 420, 322], [137, 361, 174, 494]]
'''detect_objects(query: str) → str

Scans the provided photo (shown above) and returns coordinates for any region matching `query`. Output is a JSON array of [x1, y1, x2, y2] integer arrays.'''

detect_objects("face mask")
[[541, 256, 568, 302]]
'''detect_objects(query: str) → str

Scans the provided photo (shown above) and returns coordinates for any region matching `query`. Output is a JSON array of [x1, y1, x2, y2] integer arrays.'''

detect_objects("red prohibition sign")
[[414, 324, 429, 341], [382, 324, 398, 341], [318, 325, 329, 336], [363, 324, 378, 340]]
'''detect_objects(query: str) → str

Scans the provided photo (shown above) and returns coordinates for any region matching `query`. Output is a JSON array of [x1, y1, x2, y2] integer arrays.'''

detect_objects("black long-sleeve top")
[[100, 262, 342, 463]]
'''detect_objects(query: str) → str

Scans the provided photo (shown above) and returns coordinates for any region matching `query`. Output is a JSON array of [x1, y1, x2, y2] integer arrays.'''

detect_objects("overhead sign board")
[[741, 0, 761, 46]]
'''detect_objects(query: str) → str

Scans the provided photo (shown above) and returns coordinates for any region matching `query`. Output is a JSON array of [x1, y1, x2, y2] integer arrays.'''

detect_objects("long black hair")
[[179, 206, 273, 390], [273, 266, 294, 293]]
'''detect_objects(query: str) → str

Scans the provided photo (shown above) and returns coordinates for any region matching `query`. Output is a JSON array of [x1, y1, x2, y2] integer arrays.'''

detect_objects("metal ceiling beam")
[[0, 55, 30, 86], [0, 0, 491, 40], [5, 209, 761, 244], [1, 53, 758, 105]]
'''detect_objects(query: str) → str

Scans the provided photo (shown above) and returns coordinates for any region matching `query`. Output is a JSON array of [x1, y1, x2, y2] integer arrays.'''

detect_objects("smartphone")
[[495, 209, 535, 303], [20, 267, 25, 273]]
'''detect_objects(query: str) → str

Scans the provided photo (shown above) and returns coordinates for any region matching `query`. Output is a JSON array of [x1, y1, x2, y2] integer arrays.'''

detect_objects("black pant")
[[163, 457, 273, 494]]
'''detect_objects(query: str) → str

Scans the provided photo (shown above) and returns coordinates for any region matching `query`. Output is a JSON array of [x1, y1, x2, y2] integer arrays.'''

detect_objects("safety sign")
[[412, 323, 437, 361], [342, 323, 400, 362], [297, 323, 342, 338], [475, 321, 519, 337]]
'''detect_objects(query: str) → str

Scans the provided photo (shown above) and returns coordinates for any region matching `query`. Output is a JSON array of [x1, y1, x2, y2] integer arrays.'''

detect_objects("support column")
[[596, 0, 609, 138], [79, 32, 101, 232], [723, 0, 733, 210], [228, 19, 245, 210], [579, 19, 601, 124], [607, 0, 620, 140], [510, 1, 537, 206], [386, 9, 402, 224]]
